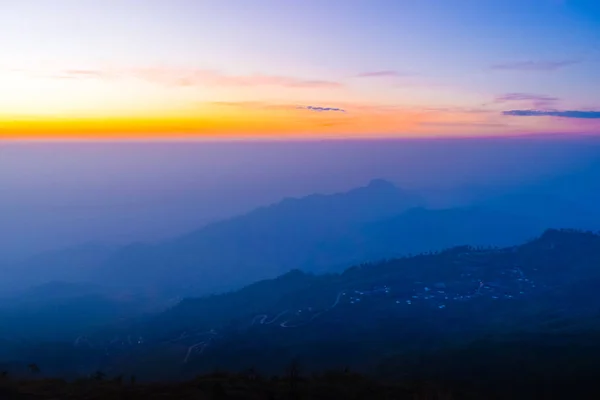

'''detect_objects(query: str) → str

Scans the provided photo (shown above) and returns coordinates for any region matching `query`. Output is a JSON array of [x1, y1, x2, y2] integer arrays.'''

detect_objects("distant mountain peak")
[[523, 229, 600, 251], [538, 228, 596, 241], [98, 178, 428, 293], [366, 179, 397, 190]]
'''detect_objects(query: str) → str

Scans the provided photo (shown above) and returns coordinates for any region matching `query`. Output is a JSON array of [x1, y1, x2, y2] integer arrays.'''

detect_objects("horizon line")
[[1, 131, 599, 144]]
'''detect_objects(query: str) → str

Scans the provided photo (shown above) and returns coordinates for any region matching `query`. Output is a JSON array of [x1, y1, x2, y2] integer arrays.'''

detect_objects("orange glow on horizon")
[[2, 102, 584, 140], [0, 106, 427, 140]]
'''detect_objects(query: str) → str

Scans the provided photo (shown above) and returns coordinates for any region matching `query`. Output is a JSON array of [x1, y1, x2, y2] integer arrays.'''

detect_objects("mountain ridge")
[[93, 179, 427, 294], [8, 170, 600, 299], [32, 228, 596, 380]]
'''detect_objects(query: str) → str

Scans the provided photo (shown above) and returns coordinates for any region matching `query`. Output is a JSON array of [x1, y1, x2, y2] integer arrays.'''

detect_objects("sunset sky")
[[1, 0, 600, 139]]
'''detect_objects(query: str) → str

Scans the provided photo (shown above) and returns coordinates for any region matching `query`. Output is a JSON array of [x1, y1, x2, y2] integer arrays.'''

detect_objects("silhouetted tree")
[[244, 366, 258, 381], [93, 370, 106, 381], [287, 359, 301, 398], [211, 382, 228, 400], [28, 363, 40, 375]]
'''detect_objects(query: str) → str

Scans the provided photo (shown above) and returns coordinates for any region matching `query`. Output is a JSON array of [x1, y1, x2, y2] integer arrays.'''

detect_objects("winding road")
[[183, 291, 346, 362], [250, 309, 290, 326], [163, 328, 217, 344], [183, 338, 212, 363], [280, 291, 345, 328], [73, 265, 540, 367]]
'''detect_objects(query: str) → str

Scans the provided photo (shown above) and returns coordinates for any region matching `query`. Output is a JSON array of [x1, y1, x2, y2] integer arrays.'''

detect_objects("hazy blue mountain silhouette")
[[1, 243, 117, 294], [478, 192, 598, 230], [96, 179, 427, 294], [5, 281, 107, 303], [0, 280, 177, 341], [474, 161, 600, 230], [535, 160, 600, 219], [356, 206, 545, 259], [12, 168, 600, 298], [94, 180, 549, 296]]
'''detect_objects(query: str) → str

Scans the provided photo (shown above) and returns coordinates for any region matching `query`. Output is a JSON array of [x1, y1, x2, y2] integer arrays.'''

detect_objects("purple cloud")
[[356, 70, 413, 78], [494, 93, 560, 108], [490, 60, 579, 71], [297, 106, 346, 113], [503, 110, 600, 119]]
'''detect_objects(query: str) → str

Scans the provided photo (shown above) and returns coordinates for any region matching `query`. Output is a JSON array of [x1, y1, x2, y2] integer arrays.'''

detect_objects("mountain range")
[[93, 229, 600, 379], [7, 163, 600, 299], [4, 229, 600, 381], [1, 162, 600, 362]]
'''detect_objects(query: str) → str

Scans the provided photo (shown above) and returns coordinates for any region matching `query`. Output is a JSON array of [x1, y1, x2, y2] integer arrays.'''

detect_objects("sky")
[[1, 0, 600, 139]]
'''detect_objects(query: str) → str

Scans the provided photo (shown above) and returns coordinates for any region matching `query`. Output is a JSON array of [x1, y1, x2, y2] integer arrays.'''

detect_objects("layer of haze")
[[2, 137, 600, 263]]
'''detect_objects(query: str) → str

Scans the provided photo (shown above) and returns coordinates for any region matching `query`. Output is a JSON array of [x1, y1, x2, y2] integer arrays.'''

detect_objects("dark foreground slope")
[[3, 349, 600, 400], [8, 229, 598, 384]]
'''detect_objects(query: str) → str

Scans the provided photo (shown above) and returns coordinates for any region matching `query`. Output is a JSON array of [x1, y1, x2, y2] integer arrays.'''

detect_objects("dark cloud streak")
[[503, 110, 600, 119], [490, 60, 580, 71], [495, 93, 559, 103], [494, 93, 560, 108], [297, 106, 346, 113]]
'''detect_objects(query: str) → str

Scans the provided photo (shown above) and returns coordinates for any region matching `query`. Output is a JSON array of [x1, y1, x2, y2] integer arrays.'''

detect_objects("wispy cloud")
[[209, 101, 265, 107], [205, 101, 505, 127], [63, 69, 106, 78], [208, 101, 348, 113], [503, 109, 600, 118], [356, 70, 413, 78], [24, 66, 343, 89], [493, 93, 560, 108], [490, 60, 579, 71], [297, 105, 346, 113], [420, 106, 493, 115], [208, 101, 298, 111], [205, 74, 342, 88], [419, 122, 506, 128], [127, 68, 344, 89], [23, 68, 112, 81]]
